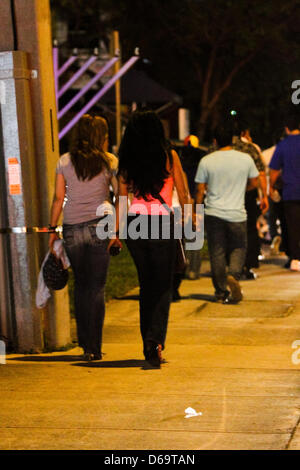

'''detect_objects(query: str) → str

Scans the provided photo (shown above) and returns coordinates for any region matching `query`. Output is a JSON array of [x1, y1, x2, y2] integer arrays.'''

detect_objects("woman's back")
[[57, 151, 118, 224], [129, 174, 174, 215]]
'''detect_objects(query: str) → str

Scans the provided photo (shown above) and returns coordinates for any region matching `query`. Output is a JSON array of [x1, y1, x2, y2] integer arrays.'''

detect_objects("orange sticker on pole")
[[8, 158, 22, 195]]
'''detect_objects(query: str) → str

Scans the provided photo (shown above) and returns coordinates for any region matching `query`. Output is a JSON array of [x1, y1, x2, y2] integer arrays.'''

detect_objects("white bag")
[[36, 240, 71, 309]]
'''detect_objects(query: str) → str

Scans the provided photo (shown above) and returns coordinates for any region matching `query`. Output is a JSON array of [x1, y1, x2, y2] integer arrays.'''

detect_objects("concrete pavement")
[[1, 255, 300, 450]]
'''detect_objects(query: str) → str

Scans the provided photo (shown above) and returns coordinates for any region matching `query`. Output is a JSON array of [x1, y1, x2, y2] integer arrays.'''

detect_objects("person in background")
[[109, 111, 189, 368], [49, 114, 118, 361], [233, 125, 268, 279], [261, 140, 288, 258], [195, 127, 259, 304], [269, 115, 300, 271], [171, 170, 192, 302], [180, 135, 205, 280]]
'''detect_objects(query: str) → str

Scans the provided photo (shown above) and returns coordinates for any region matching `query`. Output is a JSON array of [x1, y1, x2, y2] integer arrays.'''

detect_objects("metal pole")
[[0, 50, 43, 352], [58, 56, 118, 119], [5, 0, 70, 351], [113, 31, 121, 149], [59, 55, 139, 140], [53, 45, 59, 110]]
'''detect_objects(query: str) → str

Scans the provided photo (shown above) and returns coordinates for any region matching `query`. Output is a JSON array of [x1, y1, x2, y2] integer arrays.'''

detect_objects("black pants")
[[284, 200, 300, 259], [63, 219, 110, 355], [126, 232, 176, 355], [245, 189, 260, 269], [268, 197, 289, 255]]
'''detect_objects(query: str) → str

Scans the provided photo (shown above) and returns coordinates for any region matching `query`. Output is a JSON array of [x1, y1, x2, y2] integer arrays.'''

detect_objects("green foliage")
[[105, 243, 139, 300]]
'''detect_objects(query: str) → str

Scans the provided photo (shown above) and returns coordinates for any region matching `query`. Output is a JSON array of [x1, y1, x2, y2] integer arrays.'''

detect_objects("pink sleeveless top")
[[129, 176, 174, 215]]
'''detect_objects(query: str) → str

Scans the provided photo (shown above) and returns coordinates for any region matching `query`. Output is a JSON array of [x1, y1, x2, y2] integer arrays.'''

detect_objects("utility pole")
[[0, 0, 70, 352], [112, 31, 121, 149]]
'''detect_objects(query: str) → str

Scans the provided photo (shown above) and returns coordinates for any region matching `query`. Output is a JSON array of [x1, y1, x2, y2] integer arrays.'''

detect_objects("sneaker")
[[83, 353, 93, 361], [92, 353, 102, 360], [244, 268, 257, 280], [290, 259, 300, 271], [215, 290, 230, 304], [227, 275, 243, 303]]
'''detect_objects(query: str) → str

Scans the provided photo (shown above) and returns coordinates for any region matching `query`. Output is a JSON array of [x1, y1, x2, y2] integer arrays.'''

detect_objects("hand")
[[48, 232, 59, 254], [260, 196, 269, 215], [193, 212, 204, 232], [107, 237, 122, 253]]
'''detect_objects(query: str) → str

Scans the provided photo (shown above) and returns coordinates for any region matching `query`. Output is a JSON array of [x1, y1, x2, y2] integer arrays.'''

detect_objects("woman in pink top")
[[109, 111, 188, 367]]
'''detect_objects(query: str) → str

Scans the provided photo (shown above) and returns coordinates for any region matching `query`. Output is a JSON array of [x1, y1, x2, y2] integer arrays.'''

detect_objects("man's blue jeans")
[[205, 215, 247, 298], [63, 218, 109, 355]]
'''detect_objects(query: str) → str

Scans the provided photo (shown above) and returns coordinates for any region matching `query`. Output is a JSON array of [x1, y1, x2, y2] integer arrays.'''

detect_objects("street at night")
[[1, 0, 300, 455]]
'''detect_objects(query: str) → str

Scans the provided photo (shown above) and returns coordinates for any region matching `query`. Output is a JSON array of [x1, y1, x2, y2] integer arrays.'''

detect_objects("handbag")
[[154, 193, 187, 274], [43, 252, 69, 290]]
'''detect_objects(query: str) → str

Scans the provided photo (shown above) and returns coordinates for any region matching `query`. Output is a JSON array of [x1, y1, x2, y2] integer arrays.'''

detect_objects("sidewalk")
[[1, 256, 300, 450]]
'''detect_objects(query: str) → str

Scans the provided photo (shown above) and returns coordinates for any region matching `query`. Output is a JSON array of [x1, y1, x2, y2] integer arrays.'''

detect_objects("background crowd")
[[49, 110, 300, 368]]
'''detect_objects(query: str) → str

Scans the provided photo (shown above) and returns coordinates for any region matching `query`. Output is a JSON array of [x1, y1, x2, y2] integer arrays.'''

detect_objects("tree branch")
[[207, 49, 258, 112], [201, 45, 218, 108]]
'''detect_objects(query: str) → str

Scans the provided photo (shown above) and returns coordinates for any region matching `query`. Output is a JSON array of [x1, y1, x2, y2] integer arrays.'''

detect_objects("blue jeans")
[[205, 215, 247, 298], [63, 218, 109, 355]]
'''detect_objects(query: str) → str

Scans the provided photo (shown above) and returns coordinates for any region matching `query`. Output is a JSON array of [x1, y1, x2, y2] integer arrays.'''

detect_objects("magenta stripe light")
[[58, 55, 78, 77], [59, 55, 139, 140], [58, 55, 98, 98], [58, 56, 119, 119]]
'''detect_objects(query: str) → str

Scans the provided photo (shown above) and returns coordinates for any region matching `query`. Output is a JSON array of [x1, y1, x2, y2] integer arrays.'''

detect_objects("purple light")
[[58, 56, 119, 119], [59, 55, 139, 140], [58, 55, 78, 77], [58, 55, 98, 98]]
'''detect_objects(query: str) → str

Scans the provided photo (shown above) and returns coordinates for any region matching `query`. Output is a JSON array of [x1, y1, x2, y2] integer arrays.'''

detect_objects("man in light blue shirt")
[[195, 129, 259, 303]]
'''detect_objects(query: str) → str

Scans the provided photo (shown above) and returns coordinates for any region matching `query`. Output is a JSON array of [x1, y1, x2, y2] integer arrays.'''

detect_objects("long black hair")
[[118, 110, 172, 200], [70, 114, 110, 181]]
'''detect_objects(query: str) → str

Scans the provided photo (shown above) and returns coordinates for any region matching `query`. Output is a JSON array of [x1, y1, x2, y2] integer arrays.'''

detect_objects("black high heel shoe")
[[145, 344, 163, 368], [83, 353, 93, 361]]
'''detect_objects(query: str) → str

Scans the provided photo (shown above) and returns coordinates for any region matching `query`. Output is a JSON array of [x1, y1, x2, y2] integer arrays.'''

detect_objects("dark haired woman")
[[49, 114, 119, 361], [108, 111, 189, 367]]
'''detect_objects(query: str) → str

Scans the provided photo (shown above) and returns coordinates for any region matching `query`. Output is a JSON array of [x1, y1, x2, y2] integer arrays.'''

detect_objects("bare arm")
[[111, 174, 119, 197], [195, 183, 207, 205], [107, 175, 127, 251], [258, 171, 269, 214], [171, 149, 189, 209], [49, 173, 65, 251], [246, 177, 259, 192], [269, 169, 281, 190]]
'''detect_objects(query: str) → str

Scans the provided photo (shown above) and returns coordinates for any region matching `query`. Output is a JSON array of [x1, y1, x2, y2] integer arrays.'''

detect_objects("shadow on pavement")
[[115, 294, 140, 301], [72, 359, 145, 368], [7, 355, 83, 362], [188, 293, 216, 302]]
